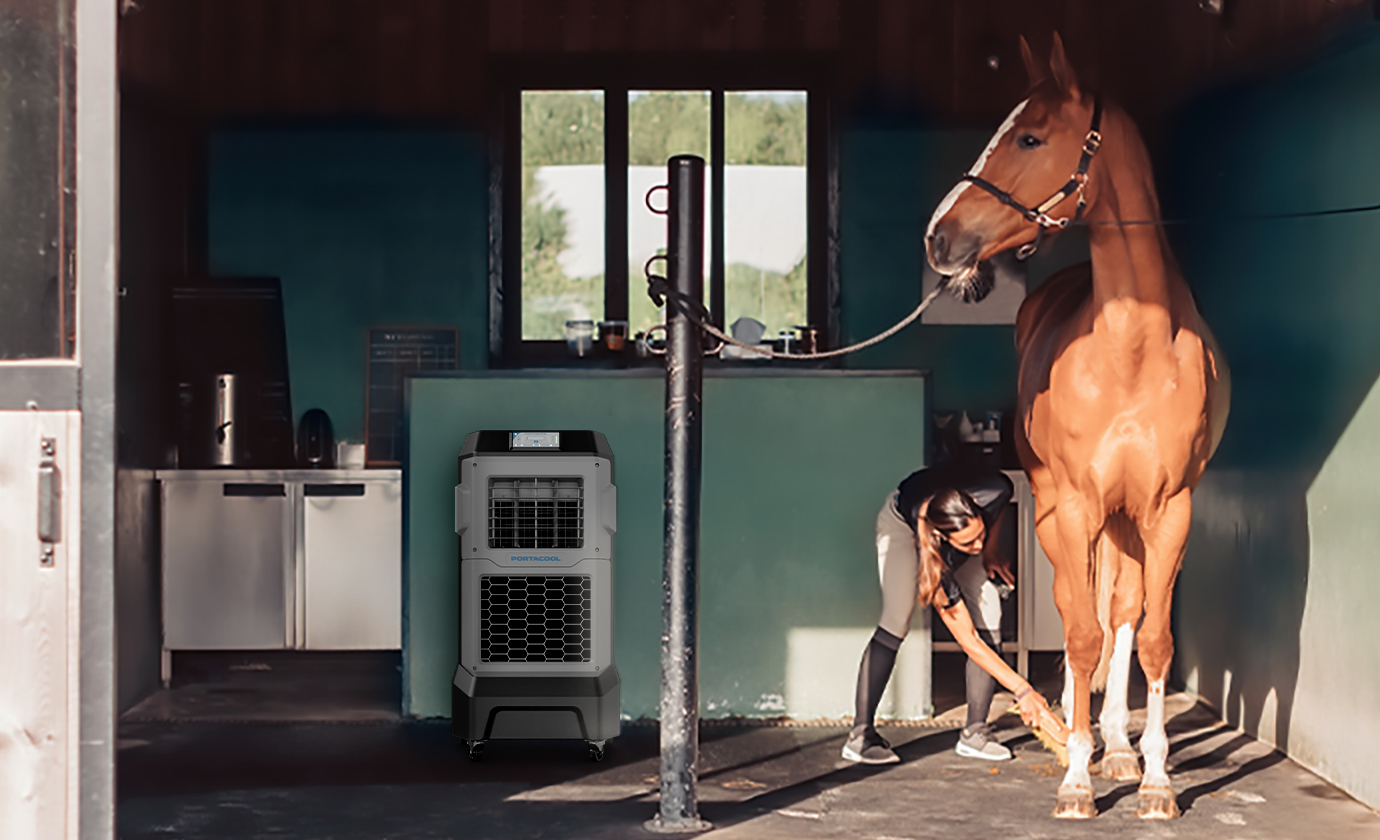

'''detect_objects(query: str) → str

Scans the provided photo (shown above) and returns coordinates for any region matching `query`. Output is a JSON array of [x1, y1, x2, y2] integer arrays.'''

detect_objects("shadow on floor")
[[118, 652, 1380, 840]]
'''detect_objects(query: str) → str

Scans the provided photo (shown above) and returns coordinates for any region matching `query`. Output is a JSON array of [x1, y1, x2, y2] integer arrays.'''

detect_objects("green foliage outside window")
[[521, 90, 808, 343], [521, 92, 604, 339]]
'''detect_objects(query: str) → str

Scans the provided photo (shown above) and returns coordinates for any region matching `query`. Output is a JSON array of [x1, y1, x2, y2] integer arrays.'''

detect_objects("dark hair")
[[916, 488, 982, 607]]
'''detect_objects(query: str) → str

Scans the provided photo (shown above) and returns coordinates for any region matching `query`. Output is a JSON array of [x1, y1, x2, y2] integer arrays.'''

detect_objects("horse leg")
[[1134, 490, 1192, 820], [1099, 545, 1145, 782], [1049, 504, 1102, 820], [1033, 508, 1078, 729]]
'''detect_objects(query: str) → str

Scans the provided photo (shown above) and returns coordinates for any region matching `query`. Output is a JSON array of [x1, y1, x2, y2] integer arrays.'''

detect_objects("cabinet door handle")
[[223, 483, 286, 497], [38, 438, 61, 556], [304, 483, 366, 497]]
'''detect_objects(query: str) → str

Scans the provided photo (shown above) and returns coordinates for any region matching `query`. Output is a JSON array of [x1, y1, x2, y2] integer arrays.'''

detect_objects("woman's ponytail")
[[916, 519, 947, 608]]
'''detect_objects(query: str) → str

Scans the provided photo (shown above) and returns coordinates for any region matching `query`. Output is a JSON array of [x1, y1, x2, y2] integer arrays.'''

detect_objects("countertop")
[[155, 469, 402, 481]]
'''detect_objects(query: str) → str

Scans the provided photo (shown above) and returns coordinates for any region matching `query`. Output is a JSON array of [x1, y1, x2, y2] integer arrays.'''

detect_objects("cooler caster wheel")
[[467, 740, 485, 761], [588, 740, 606, 762]]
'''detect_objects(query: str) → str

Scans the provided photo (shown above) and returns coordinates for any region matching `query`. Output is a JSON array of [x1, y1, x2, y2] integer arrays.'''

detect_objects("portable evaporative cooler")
[[452, 430, 620, 761]]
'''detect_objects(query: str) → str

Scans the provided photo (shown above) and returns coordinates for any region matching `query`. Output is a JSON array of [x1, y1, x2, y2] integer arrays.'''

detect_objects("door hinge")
[[38, 437, 60, 566]]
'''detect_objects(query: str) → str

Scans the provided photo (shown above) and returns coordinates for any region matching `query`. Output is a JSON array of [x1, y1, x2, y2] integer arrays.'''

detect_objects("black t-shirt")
[[896, 464, 1014, 607]]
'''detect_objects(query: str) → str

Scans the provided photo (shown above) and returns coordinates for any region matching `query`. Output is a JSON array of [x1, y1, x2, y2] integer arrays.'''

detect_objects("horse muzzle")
[[925, 219, 982, 276]]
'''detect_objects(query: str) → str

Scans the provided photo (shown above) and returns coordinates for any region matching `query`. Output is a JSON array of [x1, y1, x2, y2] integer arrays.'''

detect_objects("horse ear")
[[1048, 32, 1081, 99], [1019, 35, 1046, 89]]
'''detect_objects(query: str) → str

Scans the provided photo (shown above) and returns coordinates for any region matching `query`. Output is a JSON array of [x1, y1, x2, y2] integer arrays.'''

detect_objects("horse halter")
[[960, 96, 1104, 260]]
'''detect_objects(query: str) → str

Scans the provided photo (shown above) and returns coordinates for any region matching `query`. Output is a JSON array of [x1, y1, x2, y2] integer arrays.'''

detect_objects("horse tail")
[[1089, 526, 1119, 692]]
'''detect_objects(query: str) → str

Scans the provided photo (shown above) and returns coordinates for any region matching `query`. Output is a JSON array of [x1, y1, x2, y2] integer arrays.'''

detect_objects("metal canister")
[[212, 373, 238, 466]]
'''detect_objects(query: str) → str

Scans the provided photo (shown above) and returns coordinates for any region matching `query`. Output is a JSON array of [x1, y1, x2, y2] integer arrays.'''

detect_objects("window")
[[495, 61, 830, 364]]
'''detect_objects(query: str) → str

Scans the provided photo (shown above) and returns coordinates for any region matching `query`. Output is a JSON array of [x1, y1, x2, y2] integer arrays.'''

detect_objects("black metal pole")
[[647, 155, 712, 834]]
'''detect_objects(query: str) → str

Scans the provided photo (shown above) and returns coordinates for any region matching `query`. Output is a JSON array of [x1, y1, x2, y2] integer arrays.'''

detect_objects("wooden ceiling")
[[119, 0, 1374, 123]]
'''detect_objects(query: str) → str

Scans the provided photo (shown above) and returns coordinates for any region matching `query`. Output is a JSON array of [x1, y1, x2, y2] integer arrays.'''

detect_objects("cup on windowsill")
[[598, 320, 628, 352], [565, 319, 595, 357]]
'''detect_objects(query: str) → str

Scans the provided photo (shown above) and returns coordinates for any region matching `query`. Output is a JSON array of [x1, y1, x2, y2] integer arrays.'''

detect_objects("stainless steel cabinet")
[[158, 470, 401, 678], [300, 480, 402, 649], [161, 477, 291, 650]]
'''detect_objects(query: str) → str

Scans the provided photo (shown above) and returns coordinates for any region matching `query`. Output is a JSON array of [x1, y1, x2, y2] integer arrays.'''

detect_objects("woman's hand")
[[1016, 688, 1051, 727], [983, 551, 1015, 587]]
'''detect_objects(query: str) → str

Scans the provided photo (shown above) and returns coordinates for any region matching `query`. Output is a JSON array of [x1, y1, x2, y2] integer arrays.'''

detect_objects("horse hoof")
[[1136, 786, 1181, 820], [1053, 785, 1096, 819], [1100, 750, 1142, 782]]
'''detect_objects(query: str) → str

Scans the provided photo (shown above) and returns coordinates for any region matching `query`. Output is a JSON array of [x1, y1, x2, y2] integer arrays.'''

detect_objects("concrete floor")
[[118, 653, 1380, 839]]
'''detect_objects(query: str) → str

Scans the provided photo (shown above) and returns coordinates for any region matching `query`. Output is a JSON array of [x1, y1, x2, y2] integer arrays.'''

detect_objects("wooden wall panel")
[[296, 0, 348, 114], [628, 0, 670, 53], [447, 1, 488, 118], [690, 0, 733, 52], [592, 0, 631, 51], [801, 0, 840, 52], [732, 0, 767, 51], [521, 0, 565, 54], [488, 0, 523, 52], [562, 0, 596, 52], [118, 0, 1375, 121], [661, 0, 702, 52], [263, 0, 306, 113], [118, 0, 197, 105], [764, 0, 806, 52], [876, 0, 916, 105]]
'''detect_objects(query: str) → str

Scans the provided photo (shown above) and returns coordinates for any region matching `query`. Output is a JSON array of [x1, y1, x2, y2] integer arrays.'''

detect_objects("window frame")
[[489, 56, 835, 366]]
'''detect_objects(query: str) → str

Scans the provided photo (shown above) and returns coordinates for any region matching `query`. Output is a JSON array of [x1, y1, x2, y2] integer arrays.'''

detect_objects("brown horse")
[[925, 35, 1230, 819]]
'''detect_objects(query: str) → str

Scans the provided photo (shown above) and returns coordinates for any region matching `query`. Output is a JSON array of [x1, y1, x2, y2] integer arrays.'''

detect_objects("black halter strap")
[[960, 96, 1103, 259]]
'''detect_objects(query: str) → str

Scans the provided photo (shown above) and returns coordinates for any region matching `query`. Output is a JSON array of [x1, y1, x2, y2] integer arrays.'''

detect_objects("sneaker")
[[955, 724, 1012, 761], [841, 727, 900, 764]]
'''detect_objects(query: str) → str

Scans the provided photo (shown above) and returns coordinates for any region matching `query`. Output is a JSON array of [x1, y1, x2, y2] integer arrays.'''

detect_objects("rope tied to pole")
[[644, 268, 951, 361]]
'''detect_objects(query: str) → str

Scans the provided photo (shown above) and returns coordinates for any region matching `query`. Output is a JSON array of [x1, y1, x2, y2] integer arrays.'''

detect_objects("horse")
[[925, 34, 1230, 819]]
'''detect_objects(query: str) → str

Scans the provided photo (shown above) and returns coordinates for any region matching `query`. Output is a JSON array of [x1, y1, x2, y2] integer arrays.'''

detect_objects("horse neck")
[[1083, 107, 1179, 314]]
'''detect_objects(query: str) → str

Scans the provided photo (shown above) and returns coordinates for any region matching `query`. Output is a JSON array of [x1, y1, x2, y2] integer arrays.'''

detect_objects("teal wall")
[[1164, 22, 1380, 809], [838, 125, 1090, 415], [209, 130, 491, 444], [405, 371, 927, 720], [205, 124, 1092, 440], [205, 121, 1103, 725]]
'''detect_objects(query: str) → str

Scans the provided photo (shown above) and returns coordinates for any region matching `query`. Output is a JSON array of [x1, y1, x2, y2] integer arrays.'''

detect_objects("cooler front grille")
[[488, 477, 584, 548], [480, 575, 592, 662]]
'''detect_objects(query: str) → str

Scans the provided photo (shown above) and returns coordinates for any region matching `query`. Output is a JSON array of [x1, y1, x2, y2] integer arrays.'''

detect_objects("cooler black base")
[[451, 667, 621, 744]]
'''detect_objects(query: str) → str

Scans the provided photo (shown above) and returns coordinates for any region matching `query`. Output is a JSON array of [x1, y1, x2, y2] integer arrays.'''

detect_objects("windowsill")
[[458, 362, 927, 378], [491, 341, 847, 372]]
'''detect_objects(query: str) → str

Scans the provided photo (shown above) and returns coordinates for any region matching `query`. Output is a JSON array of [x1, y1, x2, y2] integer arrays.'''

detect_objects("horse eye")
[[1017, 133, 1043, 149]]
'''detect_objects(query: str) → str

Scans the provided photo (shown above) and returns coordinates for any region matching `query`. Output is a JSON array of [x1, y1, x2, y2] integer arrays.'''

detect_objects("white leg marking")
[[1141, 679, 1171, 789], [925, 98, 1030, 239], [1099, 623, 1135, 756], [1061, 730, 1095, 793], [1062, 656, 1075, 728]]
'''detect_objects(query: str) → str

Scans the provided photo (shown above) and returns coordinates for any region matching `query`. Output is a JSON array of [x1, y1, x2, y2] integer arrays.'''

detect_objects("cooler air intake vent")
[[487, 477, 584, 549], [479, 575, 592, 662]]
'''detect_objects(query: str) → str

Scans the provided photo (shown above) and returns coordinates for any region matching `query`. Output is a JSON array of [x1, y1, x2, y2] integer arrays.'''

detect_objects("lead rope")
[[644, 268, 951, 360], [637, 176, 1380, 355]]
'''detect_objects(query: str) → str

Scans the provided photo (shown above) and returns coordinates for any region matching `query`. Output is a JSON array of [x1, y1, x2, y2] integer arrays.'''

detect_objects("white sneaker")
[[841, 727, 900, 764], [955, 725, 1012, 761]]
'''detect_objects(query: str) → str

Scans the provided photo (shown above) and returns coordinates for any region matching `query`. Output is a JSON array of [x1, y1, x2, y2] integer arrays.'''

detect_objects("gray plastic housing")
[[454, 438, 616, 677]]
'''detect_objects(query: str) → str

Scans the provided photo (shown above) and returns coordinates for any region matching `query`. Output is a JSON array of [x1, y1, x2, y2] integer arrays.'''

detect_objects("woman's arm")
[[935, 596, 1050, 725]]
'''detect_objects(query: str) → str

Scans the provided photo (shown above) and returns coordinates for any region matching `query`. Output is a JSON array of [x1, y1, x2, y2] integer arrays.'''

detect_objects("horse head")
[[926, 33, 1103, 301]]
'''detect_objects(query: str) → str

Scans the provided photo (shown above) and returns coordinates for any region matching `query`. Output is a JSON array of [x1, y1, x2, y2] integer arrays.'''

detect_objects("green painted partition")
[[405, 370, 927, 720]]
